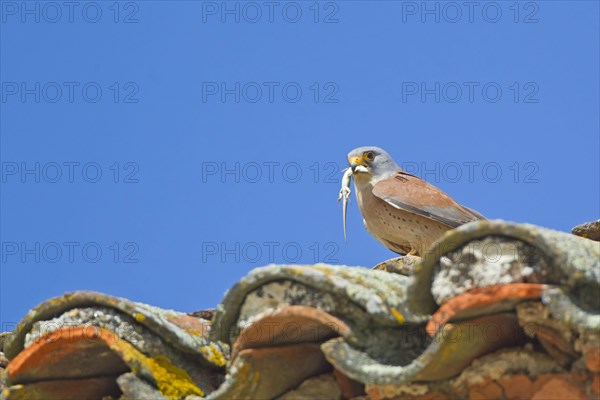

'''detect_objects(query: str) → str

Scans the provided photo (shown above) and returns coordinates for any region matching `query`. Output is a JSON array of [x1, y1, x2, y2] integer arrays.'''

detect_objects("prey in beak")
[[339, 146, 396, 242], [338, 149, 379, 241], [348, 156, 369, 174], [339, 147, 393, 241], [337, 167, 353, 242]]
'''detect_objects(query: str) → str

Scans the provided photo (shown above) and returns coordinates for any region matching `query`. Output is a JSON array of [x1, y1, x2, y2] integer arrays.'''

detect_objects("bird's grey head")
[[347, 146, 400, 181]]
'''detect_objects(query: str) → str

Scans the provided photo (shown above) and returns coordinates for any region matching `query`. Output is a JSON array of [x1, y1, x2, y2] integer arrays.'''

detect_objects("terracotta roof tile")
[[1, 220, 598, 399]]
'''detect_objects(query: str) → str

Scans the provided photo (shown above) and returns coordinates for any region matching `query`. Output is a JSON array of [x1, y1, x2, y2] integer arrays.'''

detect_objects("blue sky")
[[1, 1, 599, 327]]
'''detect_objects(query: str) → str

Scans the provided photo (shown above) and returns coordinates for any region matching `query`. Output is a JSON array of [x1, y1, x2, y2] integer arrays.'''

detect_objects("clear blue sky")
[[1, 1, 599, 328]]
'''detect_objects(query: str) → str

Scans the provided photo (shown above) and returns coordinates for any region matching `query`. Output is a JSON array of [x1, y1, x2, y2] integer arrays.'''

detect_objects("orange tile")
[[427, 284, 546, 336], [7, 327, 128, 385]]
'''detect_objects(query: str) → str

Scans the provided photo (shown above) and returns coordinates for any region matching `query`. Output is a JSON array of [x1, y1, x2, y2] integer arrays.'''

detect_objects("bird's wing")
[[371, 171, 485, 228], [462, 206, 487, 220]]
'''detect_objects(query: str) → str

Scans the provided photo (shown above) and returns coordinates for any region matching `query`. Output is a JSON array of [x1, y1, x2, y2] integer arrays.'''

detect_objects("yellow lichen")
[[252, 370, 261, 385], [289, 267, 306, 275], [146, 356, 205, 398], [390, 307, 405, 324], [134, 313, 146, 322], [110, 338, 204, 399], [200, 343, 227, 367]]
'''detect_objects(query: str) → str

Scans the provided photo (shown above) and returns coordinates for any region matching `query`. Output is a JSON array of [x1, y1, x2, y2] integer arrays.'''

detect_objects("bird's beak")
[[348, 156, 368, 174]]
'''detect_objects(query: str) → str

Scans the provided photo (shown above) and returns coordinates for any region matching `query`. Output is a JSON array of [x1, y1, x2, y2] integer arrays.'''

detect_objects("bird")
[[340, 146, 485, 256]]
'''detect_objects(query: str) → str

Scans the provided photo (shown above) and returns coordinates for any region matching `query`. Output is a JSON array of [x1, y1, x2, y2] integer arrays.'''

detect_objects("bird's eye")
[[364, 151, 375, 161]]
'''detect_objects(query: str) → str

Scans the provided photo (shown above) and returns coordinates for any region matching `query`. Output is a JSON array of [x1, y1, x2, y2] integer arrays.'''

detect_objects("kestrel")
[[339, 146, 485, 256]]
